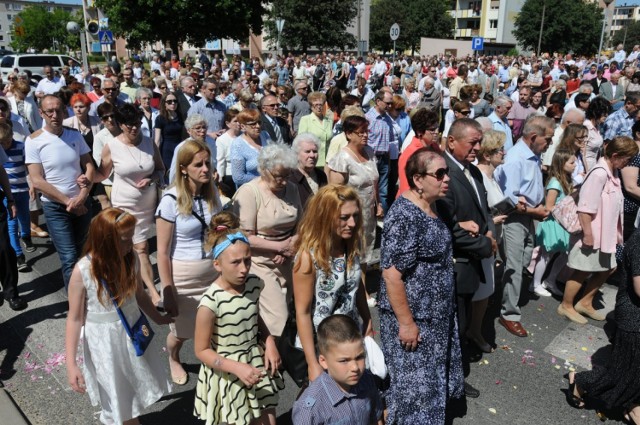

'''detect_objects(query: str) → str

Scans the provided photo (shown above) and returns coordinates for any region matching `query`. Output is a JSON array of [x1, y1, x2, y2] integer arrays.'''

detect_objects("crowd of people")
[[1, 46, 640, 424]]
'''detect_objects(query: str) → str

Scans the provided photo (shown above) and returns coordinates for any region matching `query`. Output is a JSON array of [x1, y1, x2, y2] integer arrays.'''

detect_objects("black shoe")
[[0, 292, 4, 307], [22, 236, 36, 253], [17, 255, 29, 272], [8, 296, 27, 311], [464, 381, 480, 398]]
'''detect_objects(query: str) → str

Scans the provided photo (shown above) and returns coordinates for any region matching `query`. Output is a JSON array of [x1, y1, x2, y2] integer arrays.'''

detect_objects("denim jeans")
[[375, 153, 390, 213], [42, 200, 91, 289], [0, 202, 18, 300], [4, 191, 30, 256]]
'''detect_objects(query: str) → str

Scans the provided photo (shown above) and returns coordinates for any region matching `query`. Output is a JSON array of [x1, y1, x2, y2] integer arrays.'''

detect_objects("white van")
[[0, 54, 81, 81]]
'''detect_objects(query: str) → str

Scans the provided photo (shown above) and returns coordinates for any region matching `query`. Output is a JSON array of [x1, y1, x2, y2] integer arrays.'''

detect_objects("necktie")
[[272, 118, 283, 143]]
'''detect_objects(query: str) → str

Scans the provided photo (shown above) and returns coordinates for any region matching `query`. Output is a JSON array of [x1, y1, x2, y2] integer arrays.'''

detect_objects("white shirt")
[[25, 128, 90, 202], [155, 187, 221, 260], [35, 77, 66, 95], [215, 131, 235, 177]]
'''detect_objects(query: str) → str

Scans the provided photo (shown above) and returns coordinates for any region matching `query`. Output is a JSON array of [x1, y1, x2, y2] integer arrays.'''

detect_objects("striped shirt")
[[2, 140, 28, 192], [365, 107, 396, 154]]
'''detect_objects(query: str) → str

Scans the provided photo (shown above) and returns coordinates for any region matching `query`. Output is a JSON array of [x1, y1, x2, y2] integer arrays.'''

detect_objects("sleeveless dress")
[[108, 135, 157, 244], [535, 177, 569, 253], [77, 256, 170, 425], [328, 146, 379, 265], [194, 276, 284, 425]]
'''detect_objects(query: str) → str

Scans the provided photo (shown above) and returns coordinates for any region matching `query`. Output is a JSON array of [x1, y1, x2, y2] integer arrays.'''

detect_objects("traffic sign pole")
[[389, 23, 400, 72]]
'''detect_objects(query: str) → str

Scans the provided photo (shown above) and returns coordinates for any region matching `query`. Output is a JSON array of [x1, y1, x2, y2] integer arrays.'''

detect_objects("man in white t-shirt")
[[25, 95, 94, 290], [35, 66, 66, 99]]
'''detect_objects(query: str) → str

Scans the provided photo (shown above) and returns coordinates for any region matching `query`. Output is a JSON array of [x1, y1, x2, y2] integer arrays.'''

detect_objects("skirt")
[[575, 328, 640, 411], [567, 244, 616, 272], [170, 258, 216, 339]]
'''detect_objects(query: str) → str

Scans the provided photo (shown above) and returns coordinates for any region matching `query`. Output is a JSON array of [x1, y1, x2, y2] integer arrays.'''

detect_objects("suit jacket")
[[599, 81, 624, 103], [260, 113, 291, 145], [434, 153, 495, 294], [288, 168, 328, 209], [590, 77, 607, 95], [175, 89, 201, 138], [175, 89, 201, 122]]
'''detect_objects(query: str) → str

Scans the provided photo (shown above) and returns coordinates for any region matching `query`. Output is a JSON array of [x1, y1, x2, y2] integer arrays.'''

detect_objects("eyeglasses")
[[191, 125, 208, 131], [100, 113, 114, 121], [312, 103, 324, 107], [379, 99, 393, 106], [263, 103, 278, 108], [122, 122, 140, 129], [41, 109, 61, 117], [268, 170, 291, 181], [426, 127, 439, 135], [103, 87, 117, 92], [244, 121, 261, 127], [165, 99, 177, 104], [490, 147, 505, 155], [298, 86, 309, 90], [458, 110, 471, 116], [425, 167, 450, 181]]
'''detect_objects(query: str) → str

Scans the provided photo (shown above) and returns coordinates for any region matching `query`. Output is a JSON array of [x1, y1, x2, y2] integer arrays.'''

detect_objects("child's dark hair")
[[204, 211, 242, 253], [317, 315, 362, 356], [0, 122, 12, 141]]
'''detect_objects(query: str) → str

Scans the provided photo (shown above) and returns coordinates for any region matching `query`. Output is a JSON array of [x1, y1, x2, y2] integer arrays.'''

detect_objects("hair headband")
[[212, 232, 250, 259]]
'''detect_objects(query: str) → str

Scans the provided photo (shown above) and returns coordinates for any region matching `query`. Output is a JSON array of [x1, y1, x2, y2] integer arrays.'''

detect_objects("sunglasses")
[[100, 113, 114, 120], [103, 87, 116, 92], [425, 167, 450, 181], [459, 110, 471, 116], [165, 99, 177, 104]]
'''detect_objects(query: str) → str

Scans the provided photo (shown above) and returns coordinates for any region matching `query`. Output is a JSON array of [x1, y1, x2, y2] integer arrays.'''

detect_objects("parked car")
[[0, 54, 81, 81]]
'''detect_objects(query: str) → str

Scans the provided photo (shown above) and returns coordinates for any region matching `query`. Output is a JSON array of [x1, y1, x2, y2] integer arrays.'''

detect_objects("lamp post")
[[275, 18, 285, 58], [66, 21, 89, 72], [597, 0, 615, 64]]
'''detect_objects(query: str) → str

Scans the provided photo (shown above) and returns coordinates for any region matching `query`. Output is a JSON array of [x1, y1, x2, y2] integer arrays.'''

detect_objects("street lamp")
[[66, 21, 89, 72], [597, 0, 615, 64], [275, 18, 285, 58]]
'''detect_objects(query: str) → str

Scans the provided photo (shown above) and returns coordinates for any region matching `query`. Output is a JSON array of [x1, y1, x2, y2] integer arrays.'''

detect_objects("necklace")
[[121, 136, 144, 169]]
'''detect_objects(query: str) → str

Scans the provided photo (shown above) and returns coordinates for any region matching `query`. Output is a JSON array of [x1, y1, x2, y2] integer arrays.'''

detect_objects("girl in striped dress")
[[193, 211, 284, 425]]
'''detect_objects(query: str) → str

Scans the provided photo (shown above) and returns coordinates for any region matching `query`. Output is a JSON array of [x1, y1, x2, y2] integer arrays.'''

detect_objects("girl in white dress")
[[65, 208, 173, 425]]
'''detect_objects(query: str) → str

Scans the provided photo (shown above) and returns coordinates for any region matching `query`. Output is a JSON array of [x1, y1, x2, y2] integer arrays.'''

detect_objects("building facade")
[[0, 0, 82, 51], [449, 0, 524, 44]]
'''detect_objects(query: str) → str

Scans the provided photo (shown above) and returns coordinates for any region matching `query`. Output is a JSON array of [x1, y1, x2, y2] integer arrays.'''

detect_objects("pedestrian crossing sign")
[[98, 30, 113, 45]]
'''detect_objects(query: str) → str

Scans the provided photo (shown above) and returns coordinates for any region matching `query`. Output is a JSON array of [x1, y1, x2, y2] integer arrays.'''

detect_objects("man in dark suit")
[[175, 76, 200, 122], [435, 118, 497, 399], [259, 95, 291, 145], [589, 68, 607, 95]]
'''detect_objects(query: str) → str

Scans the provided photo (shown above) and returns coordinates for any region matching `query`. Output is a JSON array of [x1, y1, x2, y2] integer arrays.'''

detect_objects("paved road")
[[0, 232, 627, 424]]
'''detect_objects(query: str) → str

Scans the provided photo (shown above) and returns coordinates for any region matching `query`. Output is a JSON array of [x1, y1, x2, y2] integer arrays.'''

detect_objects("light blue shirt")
[[494, 140, 544, 207], [488, 112, 514, 151], [187, 98, 227, 133]]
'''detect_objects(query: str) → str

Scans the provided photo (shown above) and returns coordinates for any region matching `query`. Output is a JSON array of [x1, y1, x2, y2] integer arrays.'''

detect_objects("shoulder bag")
[[551, 167, 605, 235]]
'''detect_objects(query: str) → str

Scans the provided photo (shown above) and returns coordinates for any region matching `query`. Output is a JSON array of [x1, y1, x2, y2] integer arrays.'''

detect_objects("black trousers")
[[0, 206, 18, 300]]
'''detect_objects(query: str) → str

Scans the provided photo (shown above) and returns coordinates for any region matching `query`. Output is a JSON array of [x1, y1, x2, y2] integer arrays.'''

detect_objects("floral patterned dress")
[[378, 196, 464, 425]]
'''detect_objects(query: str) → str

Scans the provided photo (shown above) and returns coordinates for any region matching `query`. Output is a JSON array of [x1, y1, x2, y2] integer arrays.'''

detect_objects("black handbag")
[[277, 306, 308, 388]]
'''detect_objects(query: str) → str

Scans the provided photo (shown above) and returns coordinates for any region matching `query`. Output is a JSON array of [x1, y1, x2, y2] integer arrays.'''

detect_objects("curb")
[[0, 388, 30, 425]]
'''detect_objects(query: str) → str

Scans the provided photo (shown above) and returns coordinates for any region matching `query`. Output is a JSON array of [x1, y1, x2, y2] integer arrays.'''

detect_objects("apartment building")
[[449, 0, 525, 44]]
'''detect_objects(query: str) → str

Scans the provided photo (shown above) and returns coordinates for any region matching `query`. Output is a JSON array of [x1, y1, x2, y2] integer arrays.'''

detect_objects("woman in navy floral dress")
[[378, 149, 464, 424]]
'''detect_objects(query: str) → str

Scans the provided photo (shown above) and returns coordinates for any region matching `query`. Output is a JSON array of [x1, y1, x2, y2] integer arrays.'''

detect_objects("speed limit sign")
[[390, 23, 400, 41]]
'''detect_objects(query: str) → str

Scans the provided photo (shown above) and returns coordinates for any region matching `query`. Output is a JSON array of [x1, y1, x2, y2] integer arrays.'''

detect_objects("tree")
[[95, 0, 266, 55], [11, 5, 82, 52], [513, 0, 602, 56], [370, 0, 454, 54], [611, 21, 640, 54], [263, 0, 358, 53]]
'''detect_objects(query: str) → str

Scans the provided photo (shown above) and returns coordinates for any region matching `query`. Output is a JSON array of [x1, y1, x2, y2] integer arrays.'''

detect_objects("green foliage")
[[507, 47, 520, 57], [95, 0, 266, 54], [10, 5, 82, 52], [370, 0, 454, 54], [264, 0, 358, 52], [611, 21, 640, 54], [513, 0, 602, 56]]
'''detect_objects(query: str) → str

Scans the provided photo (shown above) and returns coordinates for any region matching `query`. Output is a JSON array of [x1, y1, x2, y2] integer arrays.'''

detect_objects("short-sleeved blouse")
[[154, 114, 183, 145], [622, 153, 640, 214], [155, 187, 221, 260], [546, 177, 567, 202], [230, 135, 261, 187]]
